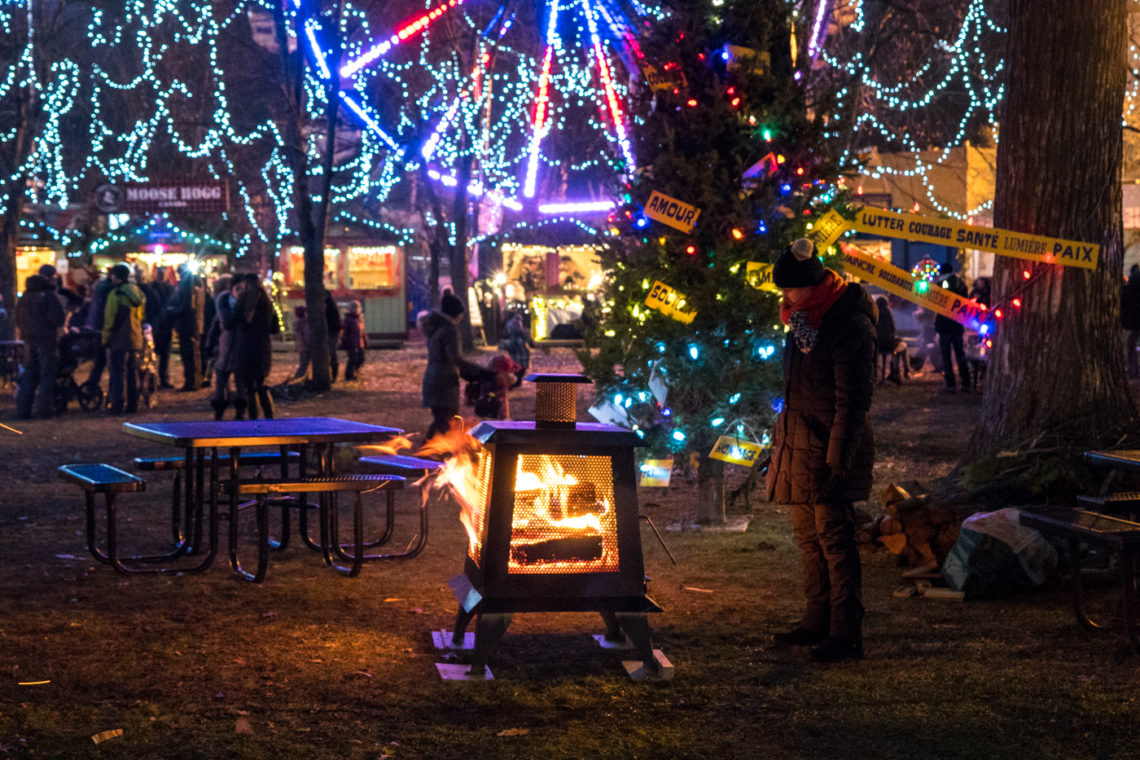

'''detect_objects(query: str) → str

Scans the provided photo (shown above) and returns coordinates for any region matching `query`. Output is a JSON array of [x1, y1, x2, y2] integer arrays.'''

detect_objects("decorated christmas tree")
[[578, 0, 853, 522]]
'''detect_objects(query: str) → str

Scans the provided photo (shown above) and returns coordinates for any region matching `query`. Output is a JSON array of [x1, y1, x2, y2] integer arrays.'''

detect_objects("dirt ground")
[[1, 337, 1139, 759]]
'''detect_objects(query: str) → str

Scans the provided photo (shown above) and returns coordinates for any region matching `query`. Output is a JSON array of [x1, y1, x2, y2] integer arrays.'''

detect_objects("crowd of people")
[[6, 261, 379, 421]]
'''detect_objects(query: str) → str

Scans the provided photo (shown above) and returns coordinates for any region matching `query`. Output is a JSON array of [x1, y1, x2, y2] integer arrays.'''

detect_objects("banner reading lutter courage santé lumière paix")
[[811, 208, 1100, 271]]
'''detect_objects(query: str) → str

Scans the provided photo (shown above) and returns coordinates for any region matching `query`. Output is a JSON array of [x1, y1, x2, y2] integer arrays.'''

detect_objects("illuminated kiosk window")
[[286, 246, 339, 289], [507, 453, 618, 574], [347, 245, 397, 289], [15, 248, 57, 294]]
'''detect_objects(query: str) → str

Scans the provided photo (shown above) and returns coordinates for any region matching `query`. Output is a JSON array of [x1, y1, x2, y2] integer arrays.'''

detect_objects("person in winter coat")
[[421, 292, 493, 438], [934, 261, 970, 393], [166, 263, 206, 391], [226, 275, 280, 419], [151, 266, 176, 388], [15, 273, 66, 418], [874, 296, 899, 385], [101, 264, 146, 415], [1122, 264, 1140, 378], [489, 353, 521, 420], [83, 269, 114, 389], [209, 276, 241, 420], [340, 301, 367, 381], [500, 311, 535, 388], [766, 238, 877, 663], [290, 304, 312, 381]]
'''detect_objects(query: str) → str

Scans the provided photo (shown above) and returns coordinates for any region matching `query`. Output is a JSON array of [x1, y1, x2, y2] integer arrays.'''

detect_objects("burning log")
[[516, 483, 603, 519], [510, 535, 604, 565]]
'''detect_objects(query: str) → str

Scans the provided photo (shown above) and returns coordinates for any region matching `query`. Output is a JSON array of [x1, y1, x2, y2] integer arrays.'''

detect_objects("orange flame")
[[356, 434, 415, 457], [415, 416, 487, 555]]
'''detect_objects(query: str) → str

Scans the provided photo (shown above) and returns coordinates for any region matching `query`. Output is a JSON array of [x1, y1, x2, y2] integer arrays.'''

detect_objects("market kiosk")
[[501, 242, 603, 341], [279, 242, 408, 344]]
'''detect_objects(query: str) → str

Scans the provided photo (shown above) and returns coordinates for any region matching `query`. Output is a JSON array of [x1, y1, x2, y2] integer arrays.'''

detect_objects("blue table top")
[[123, 417, 403, 448]]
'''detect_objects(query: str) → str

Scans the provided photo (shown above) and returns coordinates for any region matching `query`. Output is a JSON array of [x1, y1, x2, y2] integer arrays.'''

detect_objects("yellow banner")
[[745, 261, 779, 293], [807, 209, 850, 253], [639, 458, 674, 487], [645, 280, 697, 323], [850, 206, 1099, 270], [841, 244, 986, 327], [640, 63, 687, 92], [709, 435, 766, 467], [645, 191, 701, 233]]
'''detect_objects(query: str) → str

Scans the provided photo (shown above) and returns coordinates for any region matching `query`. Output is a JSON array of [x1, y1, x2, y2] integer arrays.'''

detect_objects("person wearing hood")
[[15, 272, 66, 418], [766, 238, 877, 663], [226, 274, 280, 420], [421, 292, 493, 438], [102, 263, 146, 415]]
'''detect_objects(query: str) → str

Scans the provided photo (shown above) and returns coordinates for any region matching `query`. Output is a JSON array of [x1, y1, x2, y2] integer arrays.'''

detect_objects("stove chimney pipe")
[[526, 373, 592, 429]]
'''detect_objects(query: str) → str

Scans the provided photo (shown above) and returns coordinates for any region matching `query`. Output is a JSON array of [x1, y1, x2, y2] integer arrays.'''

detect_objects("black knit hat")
[[772, 238, 824, 288], [440, 292, 465, 318]]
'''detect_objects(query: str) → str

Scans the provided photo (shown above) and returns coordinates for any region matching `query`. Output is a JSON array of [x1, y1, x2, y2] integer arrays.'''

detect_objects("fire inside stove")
[[464, 450, 619, 574], [509, 454, 618, 573]]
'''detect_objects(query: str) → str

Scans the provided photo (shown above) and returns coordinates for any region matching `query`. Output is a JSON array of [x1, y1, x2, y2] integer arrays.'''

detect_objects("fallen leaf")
[[497, 728, 529, 737], [683, 586, 714, 593], [235, 717, 253, 734]]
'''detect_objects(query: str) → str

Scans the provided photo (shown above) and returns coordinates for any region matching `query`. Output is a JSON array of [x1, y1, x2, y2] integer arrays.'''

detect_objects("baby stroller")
[[55, 330, 104, 413], [137, 323, 159, 409]]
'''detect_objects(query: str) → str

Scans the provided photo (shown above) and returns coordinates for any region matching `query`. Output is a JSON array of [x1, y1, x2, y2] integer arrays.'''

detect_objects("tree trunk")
[[276, 3, 330, 390], [0, 185, 21, 340], [451, 150, 474, 351], [965, 0, 1136, 460], [695, 454, 726, 524]]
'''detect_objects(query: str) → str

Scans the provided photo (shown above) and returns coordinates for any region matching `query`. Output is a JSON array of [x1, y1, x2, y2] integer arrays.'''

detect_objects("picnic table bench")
[[1019, 507, 1140, 651]]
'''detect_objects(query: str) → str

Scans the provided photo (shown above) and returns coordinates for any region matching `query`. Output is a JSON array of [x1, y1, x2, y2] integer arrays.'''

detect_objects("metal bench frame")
[[58, 463, 192, 576], [223, 474, 404, 581], [1019, 508, 1140, 651]]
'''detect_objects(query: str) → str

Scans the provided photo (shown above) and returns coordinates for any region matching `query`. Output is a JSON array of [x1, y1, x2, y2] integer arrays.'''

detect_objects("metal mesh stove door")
[[508, 453, 618, 574]]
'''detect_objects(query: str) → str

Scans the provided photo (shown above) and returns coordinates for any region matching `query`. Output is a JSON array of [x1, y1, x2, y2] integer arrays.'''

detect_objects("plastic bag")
[[940, 508, 1058, 599]]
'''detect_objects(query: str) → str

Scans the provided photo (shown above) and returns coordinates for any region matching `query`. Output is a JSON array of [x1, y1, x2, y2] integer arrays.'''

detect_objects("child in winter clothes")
[[340, 301, 367, 380], [489, 353, 521, 420], [291, 304, 311, 381]]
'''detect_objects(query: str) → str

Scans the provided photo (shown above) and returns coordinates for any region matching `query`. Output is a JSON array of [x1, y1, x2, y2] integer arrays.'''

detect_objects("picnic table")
[[1017, 448, 1140, 651], [122, 417, 404, 579]]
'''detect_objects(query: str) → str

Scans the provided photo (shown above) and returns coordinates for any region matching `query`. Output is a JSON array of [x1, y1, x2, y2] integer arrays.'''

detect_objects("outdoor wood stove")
[[446, 373, 666, 678]]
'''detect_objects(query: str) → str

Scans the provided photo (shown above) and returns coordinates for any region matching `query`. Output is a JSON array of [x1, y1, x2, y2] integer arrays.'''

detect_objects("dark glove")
[[480, 368, 497, 382], [818, 471, 844, 502]]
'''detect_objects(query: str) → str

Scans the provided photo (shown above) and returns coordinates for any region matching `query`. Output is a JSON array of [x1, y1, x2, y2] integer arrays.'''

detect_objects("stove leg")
[[451, 606, 476, 648], [469, 613, 512, 676], [599, 611, 626, 644], [614, 612, 660, 678]]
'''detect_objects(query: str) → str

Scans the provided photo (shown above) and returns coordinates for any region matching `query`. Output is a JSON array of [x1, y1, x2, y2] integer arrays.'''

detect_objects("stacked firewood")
[[857, 482, 961, 567]]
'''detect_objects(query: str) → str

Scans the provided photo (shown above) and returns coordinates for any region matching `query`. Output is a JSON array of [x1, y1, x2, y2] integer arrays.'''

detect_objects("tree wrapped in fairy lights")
[[578, 0, 854, 522]]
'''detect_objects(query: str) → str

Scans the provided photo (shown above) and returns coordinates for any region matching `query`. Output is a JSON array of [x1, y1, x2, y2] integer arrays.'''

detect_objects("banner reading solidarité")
[[809, 208, 1100, 270], [840, 243, 986, 327]]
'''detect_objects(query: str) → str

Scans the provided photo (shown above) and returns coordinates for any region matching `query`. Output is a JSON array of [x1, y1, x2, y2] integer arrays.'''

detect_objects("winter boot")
[[256, 387, 275, 420], [210, 399, 228, 421], [232, 399, 248, 421]]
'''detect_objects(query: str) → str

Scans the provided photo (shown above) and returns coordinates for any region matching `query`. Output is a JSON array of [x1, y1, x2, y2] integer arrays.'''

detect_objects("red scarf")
[[779, 269, 848, 328]]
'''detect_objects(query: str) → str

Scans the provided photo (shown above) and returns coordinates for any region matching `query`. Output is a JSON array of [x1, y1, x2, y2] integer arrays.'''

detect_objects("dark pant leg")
[[16, 342, 43, 418], [124, 350, 139, 412], [790, 503, 831, 634], [328, 331, 340, 382], [346, 347, 364, 379], [34, 342, 59, 419], [939, 333, 955, 388], [155, 332, 172, 385], [950, 333, 970, 390], [426, 405, 456, 439], [108, 348, 126, 412], [178, 330, 199, 388], [815, 500, 864, 641]]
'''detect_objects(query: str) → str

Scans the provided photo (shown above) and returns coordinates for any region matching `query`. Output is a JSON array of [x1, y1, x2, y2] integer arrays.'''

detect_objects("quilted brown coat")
[[766, 283, 877, 505]]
